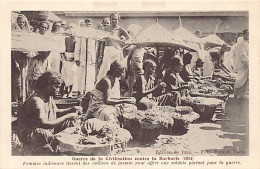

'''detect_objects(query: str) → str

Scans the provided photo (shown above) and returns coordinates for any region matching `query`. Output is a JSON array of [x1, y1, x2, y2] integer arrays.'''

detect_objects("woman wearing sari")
[[133, 59, 181, 110], [12, 14, 31, 31], [11, 14, 32, 101], [162, 57, 190, 105], [49, 21, 66, 74], [27, 21, 52, 95], [86, 61, 136, 123]]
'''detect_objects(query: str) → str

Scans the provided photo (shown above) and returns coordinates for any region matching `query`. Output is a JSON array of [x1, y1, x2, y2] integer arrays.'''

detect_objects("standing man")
[[233, 29, 249, 101], [74, 18, 96, 98]]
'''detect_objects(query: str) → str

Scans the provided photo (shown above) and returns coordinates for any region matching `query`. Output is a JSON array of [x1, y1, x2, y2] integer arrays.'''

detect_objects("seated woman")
[[133, 59, 179, 110], [192, 58, 204, 78], [86, 61, 136, 123], [180, 52, 193, 82], [17, 72, 82, 155], [163, 57, 190, 101]]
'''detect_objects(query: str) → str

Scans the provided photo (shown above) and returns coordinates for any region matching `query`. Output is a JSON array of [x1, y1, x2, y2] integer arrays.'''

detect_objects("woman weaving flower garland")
[[133, 59, 180, 110], [86, 61, 136, 123], [17, 72, 82, 155], [162, 57, 190, 103]]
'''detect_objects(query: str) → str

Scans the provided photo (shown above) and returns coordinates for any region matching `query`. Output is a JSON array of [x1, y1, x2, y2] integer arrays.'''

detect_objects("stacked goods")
[[96, 124, 132, 144], [214, 74, 235, 88], [219, 74, 236, 82], [123, 106, 200, 138], [80, 119, 132, 145], [56, 119, 131, 155], [220, 84, 233, 94], [190, 85, 229, 101], [172, 106, 200, 123], [123, 108, 174, 128], [123, 108, 174, 141], [158, 106, 200, 135], [182, 97, 224, 120]]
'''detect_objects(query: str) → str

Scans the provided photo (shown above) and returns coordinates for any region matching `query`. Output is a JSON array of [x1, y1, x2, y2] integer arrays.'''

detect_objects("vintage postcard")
[[1, 0, 260, 169]]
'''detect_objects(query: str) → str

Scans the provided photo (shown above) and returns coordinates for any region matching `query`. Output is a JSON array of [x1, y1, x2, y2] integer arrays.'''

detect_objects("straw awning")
[[127, 24, 143, 37], [74, 27, 124, 43], [171, 27, 203, 52], [202, 34, 226, 49], [11, 31, 61, 52], [171, 27, 202, 44], [125, 21, 196, 52]]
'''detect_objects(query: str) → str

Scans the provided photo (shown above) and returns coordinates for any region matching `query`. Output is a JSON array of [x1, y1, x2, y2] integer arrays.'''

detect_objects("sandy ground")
[[115, 95, 249, 156]]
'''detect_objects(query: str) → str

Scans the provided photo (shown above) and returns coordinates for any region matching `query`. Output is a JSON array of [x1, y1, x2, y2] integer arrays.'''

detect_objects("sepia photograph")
[[1, 1, 260, 169], [11, 10, 249, 156]]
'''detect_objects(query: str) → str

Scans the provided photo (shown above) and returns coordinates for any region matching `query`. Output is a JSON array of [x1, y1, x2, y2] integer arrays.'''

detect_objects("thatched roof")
[[202, 34, 226, 47], [126, 21, 196, 51], [171, 27, 202, 44]]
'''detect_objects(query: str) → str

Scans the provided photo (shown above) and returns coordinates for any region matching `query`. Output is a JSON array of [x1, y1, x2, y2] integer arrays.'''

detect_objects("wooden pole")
[[21, 57, 28, 102], [156, 45, 161, 81], [179, 16, 182, 28]]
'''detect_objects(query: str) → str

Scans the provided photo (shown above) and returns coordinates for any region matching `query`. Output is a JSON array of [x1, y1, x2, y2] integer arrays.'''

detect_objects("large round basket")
[[123, 118, 162, 141], [54, 99, 80, 109], [182, 97, 223, 121], [192, 105, 216, 120]]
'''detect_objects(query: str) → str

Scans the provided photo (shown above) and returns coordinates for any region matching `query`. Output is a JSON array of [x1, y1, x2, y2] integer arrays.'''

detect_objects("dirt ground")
[[12, 95, 249, 156], [116, 95, 249, 156]]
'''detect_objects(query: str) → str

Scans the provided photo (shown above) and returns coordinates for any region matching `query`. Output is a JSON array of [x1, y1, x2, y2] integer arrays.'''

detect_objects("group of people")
[[13, 12, 134, 154], [12, 12, 249, 154], [11, 12, 131, 101]]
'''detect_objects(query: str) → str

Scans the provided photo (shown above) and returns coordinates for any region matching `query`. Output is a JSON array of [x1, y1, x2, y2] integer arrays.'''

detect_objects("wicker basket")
[[181, 98, 221, 121], [140, 121, 163, 129], [192, 105, 216, 120], [123, 118, 162, 141], [190, 92, 229, 101], [54, 99, 80, 109]]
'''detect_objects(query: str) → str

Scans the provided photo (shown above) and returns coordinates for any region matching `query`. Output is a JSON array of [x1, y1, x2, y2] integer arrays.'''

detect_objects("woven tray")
[[56, 128, 129, 156], [54, 99, 80, 109], [190, 92, 229, 101]]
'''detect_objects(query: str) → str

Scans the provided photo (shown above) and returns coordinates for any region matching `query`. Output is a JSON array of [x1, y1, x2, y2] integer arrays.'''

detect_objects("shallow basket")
[[54, 99, 80, 109], [190, 92, 229, 101]]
